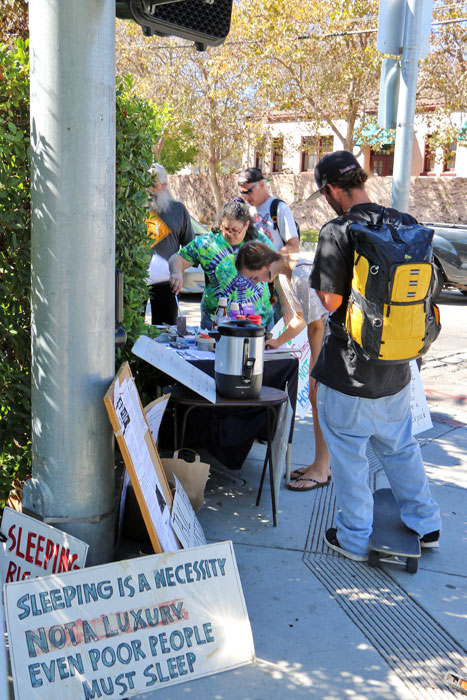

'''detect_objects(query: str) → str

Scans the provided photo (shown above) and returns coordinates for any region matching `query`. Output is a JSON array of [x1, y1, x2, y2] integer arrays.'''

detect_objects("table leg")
[[285, 443, 292, 482], [256, 406, 279, 527]]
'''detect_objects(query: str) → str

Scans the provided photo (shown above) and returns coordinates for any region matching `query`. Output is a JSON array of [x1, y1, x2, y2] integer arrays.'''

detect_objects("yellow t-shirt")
[[146, 212, 171, 248]]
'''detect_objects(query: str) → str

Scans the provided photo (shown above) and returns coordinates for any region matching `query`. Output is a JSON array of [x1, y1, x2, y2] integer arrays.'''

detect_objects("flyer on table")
[[4, 540, 255, 700]]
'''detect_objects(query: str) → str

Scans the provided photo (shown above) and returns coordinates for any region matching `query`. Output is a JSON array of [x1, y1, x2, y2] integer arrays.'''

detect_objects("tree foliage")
[[116, 16, 257, 210]]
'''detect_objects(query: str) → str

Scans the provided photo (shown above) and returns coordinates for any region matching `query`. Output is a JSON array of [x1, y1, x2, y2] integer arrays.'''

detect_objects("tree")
[[116, 16, 257, 211], [418, 2, 467, 155], [235, 0, 383, 152]]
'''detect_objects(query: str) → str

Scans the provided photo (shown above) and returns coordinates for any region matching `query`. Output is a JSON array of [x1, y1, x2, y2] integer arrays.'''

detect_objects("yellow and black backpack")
[[345, 210, 441, 364]]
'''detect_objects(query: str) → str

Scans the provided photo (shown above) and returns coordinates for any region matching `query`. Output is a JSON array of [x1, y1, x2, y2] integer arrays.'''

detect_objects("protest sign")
[[170, 476, 207, 549], [271, 321, 311, 418], [0, 508, 88, 585], [5, 541, 254, 700], [104, 363, 180, 554], [409, 360, 433, 435], [132, 335, 216, 403]]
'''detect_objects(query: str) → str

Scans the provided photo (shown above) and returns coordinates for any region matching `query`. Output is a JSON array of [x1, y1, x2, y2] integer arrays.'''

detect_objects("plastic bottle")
[[212, 297, 228, 329], [242, 303, 255, 317], [228, 302, 240, 321], [144, 299, 152, 325]]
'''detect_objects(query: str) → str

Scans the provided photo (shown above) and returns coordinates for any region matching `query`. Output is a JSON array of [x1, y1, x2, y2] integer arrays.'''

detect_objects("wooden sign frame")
[[104, 362, 180, 554]]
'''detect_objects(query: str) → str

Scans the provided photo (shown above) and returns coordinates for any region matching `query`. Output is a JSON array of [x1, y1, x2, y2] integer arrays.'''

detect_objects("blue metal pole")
[[391, 0, 424, 211]]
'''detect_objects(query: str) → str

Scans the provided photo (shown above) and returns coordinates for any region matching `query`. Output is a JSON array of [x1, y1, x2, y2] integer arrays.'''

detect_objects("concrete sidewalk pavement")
[[137, 400, 467, 700]]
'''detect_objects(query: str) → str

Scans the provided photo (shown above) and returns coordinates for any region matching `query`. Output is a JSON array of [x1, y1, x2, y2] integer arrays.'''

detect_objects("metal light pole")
[[391, 0, 424, 211], [25, 0, 116, 565]]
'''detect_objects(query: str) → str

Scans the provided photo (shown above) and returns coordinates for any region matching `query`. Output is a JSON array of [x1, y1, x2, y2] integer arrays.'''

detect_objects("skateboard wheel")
[[368, 550, 380, 567], [406, 557, 418, 574]]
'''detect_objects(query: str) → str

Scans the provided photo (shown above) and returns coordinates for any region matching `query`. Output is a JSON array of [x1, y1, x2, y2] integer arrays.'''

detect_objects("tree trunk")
[[207, 146, 223, 213]]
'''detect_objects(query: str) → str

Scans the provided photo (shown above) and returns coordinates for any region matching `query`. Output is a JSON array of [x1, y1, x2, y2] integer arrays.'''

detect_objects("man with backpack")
[[238, 167, 300, 322], [309, 150, 441, 562]]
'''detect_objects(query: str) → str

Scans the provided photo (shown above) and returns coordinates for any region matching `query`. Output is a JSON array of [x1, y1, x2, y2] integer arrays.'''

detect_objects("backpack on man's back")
[[270, 198, 301, 241], [345, 209, 441, 363]]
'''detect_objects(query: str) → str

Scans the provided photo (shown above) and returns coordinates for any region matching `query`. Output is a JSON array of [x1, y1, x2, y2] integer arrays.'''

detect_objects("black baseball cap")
[[308, 151, 361, 200], [238, 167, 270, 186]]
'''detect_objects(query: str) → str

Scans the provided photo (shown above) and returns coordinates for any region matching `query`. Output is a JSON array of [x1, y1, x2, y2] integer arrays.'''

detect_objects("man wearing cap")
[[238, 167, 299, 322], [146, 163, 194, 324], [309, 150, 441, 562]]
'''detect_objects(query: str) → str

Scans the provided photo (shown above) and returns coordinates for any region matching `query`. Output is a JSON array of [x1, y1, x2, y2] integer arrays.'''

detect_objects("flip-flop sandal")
[[289, 467, 307, 480], [287, 475, 331, 492]]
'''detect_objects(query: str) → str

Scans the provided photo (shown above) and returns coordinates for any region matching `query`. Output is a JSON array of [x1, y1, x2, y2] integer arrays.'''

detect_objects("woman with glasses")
[[168, 200, 275, 329], [235, 240, 330, 492]]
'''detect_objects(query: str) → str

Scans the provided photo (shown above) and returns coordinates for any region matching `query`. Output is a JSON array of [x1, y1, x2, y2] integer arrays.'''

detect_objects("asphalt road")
[[420, 287, 467, 416]]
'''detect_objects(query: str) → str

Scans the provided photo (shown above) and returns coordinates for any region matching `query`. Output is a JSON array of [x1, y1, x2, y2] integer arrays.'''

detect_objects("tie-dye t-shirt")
[[178, 231, 274, 328]]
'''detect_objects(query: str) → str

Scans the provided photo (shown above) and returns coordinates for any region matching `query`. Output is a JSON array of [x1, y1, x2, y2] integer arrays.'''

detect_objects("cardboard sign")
[[132, 335, 216, 403], [104, 363, 180, 554], [170, 476, 207, 550], [271, 399, 293, 509], [409, 360, 433, 435], [0, 507, 89, 585], [5, 541, 255, 700], [271, 321, 311, 418]]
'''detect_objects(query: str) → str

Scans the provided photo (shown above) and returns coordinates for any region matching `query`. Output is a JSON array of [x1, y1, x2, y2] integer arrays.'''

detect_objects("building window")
[[443, 142, 456, 173], [423, 140, 436, 174], [271, 137, 283, 172], [370, 145, 394, 176], [255, 151, 265, 170], [300, 135, 333, 172]]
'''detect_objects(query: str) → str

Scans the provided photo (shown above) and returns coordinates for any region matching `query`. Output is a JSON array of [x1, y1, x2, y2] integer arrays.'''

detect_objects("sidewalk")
[[137, 399, 467, 700]]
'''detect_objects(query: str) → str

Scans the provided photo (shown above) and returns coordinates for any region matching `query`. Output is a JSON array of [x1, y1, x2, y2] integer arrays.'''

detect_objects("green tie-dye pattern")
[[178, 231, 274, 327]]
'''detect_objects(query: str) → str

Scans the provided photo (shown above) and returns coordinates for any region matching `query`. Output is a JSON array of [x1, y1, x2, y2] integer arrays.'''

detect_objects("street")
[[421, 287, 467, 416]]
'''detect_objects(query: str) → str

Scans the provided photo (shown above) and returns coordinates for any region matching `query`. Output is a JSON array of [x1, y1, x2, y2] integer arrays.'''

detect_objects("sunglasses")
[[238, 183, 257, 196]]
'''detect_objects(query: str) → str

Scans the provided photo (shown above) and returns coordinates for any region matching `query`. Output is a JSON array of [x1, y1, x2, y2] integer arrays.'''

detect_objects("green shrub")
[[0, 50, 165, 507], [0, 39, 31, 505]]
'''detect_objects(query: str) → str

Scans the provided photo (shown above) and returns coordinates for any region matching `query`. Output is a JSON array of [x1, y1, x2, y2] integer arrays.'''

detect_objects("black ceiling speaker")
[[116, 0, 233, 50]]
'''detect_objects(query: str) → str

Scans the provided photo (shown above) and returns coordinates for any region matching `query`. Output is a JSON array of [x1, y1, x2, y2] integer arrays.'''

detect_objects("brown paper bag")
[[161, 449, 210, 512]]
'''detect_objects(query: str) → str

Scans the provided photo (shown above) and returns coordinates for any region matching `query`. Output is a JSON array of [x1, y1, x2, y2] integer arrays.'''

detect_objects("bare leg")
[[288, 391, 330, 490]]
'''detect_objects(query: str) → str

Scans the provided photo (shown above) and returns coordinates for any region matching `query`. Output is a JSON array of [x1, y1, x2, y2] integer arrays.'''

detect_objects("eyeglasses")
[[238, 183, 257, 196], [221, 223, 246, 235]]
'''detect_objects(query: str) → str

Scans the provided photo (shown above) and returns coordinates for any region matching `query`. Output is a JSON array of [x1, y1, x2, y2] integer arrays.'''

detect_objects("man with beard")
[[146, 163, 194, 324]]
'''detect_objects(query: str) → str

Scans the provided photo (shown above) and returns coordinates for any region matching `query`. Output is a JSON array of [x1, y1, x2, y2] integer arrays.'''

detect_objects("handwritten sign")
[[409, 360, 433, 435], [271, 399, 293, 510], [104, 363, 180, 554], [0, 508, 88, 585], [271, 321, 311, 418], [170, 476, 207, 550], [5, 541, 254, 700], [132, 335, 216, 403]]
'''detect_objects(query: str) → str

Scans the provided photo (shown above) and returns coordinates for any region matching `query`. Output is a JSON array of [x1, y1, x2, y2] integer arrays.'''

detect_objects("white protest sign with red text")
[[0, 507, 89, 584]]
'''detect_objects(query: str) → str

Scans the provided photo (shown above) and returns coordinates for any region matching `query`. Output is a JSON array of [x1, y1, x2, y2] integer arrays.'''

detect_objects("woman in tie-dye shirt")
[[168, 200, 275, 329]]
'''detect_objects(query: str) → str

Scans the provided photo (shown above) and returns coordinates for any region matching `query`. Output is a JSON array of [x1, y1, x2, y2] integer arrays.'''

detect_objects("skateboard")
[[368, 488, 421, 574]]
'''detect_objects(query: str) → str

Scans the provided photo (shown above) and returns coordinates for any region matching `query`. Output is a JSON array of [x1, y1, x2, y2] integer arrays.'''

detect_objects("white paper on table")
[[132, 335, 216, 403]]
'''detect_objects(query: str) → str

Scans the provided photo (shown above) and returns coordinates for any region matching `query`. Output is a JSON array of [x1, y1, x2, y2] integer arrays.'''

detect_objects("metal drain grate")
[[304, 554, 466, 699]]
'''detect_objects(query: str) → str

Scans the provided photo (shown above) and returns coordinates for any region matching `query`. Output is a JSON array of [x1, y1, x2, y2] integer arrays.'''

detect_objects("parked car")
[[423, 222, 467, 299], [181, 217, 210, 294]]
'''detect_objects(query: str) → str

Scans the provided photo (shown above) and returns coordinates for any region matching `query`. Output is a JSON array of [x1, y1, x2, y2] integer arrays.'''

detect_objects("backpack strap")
[[270, 198, 287, 245]]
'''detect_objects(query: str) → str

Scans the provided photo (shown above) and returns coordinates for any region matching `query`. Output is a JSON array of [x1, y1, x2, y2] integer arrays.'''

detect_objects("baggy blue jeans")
[[317, 383, 442, 557]]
